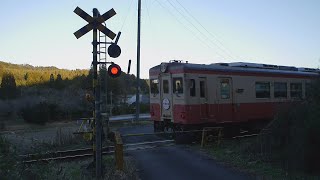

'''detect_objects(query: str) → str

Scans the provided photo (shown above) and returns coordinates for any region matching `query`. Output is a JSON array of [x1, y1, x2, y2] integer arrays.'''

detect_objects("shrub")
[[0, 136, 19, 179], [249, 78, 320, 174], [21, 102, 50, 124]]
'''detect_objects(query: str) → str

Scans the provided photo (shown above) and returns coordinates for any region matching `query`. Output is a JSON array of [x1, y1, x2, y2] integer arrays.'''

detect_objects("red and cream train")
[[149, 60, 319, 132]]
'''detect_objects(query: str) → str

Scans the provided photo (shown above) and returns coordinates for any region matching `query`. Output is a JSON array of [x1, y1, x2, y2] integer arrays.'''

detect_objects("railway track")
[[21, 147, 112, 163], [21, 139, 175, 164], [20, 128, 259, 164]]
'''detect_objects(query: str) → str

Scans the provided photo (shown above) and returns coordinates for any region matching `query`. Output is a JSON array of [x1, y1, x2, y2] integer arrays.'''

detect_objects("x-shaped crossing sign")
[[74, 7, 116, 40]]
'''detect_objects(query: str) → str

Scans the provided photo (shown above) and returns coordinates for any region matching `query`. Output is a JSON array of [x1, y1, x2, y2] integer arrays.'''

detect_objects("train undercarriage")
[[153, 118, 270, 139]]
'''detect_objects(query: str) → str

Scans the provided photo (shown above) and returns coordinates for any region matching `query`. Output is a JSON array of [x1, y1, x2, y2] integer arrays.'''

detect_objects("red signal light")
[[108, 63, 121, 78], [111, 67, 119, 74]]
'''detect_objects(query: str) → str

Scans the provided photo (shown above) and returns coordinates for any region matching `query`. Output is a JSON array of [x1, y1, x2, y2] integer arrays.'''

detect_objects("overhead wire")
[[154, 0, 225, 59], [120, 0, 135, 31], [145, 0, 157, 49], [174, 0, 239, 60], [145, 0, 153, 26], [165, 0, 229, 60]]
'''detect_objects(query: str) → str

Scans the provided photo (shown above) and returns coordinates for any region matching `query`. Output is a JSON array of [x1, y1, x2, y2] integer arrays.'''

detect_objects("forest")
[[0, 61, 150, 124]]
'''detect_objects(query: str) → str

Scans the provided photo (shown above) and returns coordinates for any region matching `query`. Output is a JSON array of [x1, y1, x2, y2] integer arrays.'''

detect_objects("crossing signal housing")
[[108, 63, 121, 78], [108, 44, 121, 58]]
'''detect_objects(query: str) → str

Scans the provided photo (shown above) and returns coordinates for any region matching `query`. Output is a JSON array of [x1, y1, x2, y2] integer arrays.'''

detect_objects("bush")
[[112, 104, 135, 115], [0, 136, 19, 179], [249, 78, 320, 174], [21, 102, 50, 124]]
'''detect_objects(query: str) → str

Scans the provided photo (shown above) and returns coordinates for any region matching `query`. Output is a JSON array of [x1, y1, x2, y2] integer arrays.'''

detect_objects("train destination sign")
[[73, 7, 117, 39]]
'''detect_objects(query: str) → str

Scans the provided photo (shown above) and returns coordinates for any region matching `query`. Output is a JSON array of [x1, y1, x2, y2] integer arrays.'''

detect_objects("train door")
[[160, 74, 173, 122], [217, 77, 234, 122], [199, 77, 208, 120]]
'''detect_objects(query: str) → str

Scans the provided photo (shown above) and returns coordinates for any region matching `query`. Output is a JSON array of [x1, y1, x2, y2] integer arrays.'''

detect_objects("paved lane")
[[119, 125, 255, 180]]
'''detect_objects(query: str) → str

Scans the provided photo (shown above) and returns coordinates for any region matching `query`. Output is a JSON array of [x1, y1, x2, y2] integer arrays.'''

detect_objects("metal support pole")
[[135, 0, 141, 122], [110, 91, 113, 116], [93, 8, 102, 179]]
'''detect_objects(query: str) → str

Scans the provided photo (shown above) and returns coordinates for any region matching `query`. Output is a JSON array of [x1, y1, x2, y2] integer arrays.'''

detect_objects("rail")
[[21, 128, 259, 164]]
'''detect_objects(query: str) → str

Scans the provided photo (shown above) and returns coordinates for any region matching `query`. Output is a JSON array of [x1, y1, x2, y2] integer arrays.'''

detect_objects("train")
[[149, 60, 320, 133]]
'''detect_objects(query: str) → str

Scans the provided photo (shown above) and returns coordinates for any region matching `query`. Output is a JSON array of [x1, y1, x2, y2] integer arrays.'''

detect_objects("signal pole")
[[135, 0, 141, 122], [92, 8, 102, 178], [74, 6, 119, 179]]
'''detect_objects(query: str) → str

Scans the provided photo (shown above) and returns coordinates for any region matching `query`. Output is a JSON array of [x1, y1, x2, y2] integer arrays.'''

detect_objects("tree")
[[0, 72, 17, 99], [49, 73, 54, 87], [55, 74, 63, 89], [24, 73, 28, 81]]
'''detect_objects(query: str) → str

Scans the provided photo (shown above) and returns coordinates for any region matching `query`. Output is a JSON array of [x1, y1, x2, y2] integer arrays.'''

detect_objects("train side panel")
[[150, 61, 316, 130]]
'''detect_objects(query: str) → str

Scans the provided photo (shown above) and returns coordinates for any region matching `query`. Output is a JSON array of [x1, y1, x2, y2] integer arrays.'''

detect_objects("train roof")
[[149, 60, 320, 77]]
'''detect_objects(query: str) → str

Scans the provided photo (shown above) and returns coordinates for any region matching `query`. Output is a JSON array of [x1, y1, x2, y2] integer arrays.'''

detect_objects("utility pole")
[[135, 0, 141, 122]]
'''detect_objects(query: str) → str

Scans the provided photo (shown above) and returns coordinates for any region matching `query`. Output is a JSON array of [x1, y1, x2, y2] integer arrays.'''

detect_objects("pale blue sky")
[[1, 0, 320, 78]]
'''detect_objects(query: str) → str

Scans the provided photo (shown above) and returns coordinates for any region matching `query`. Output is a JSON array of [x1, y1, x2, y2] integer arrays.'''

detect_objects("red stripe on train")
[[151, 102, 289, 124]]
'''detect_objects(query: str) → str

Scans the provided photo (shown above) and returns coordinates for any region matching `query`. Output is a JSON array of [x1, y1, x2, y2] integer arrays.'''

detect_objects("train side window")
[[150, 79, 159, 95], [220, 79, 230, 99], [189, 79, 196, 97], [173, 78, 183, 94], [306, 83, 311, 98], [290, 83, 302, 98], [274, 82, 287, 98], [255, 82, 270, 98], [200, 81, 206, 98], [163, 80, 169, 94]]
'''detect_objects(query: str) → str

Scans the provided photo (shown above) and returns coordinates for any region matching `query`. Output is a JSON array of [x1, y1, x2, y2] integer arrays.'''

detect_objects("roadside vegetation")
[[0, 130, 139, 180], [0, 59, 151, 179], [204, 78, 320, 179], [0, 60, 150, 126]]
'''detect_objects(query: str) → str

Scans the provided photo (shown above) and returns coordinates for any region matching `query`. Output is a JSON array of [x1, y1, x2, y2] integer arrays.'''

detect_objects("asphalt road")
[[119, 125, 256, 180]]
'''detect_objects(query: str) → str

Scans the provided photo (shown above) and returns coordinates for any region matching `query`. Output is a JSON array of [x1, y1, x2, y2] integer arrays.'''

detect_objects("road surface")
[[119, 125, 256, 180]]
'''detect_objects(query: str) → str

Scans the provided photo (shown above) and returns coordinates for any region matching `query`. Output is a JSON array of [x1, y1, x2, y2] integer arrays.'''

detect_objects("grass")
[[0, 134, 139, 179], [207, 139, 286, 179], [200, 137, 320, 179], [0, 117, 146, 179]]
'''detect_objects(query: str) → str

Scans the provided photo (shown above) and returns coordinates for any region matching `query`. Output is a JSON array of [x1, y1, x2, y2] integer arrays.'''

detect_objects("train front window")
[[274, 82, 287, 98], [150, 79, 159, 95], [173, 78, 183, 94], [220, 79, 230, 99], [290, 83, 302, 98], [163, 80, 169, 94], [255, 82, 270, 98]]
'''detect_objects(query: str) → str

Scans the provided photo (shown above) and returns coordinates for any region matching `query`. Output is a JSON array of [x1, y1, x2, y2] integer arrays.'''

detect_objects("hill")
[[0, 61, 88, 86]]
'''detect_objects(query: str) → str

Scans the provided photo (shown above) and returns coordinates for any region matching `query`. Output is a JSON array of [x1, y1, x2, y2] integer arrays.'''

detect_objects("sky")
[[1, 0, 320, 78]]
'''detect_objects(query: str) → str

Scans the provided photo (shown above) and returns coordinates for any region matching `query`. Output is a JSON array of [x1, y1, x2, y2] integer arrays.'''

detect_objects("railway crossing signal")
[[74, 7, 120, 178], [73, 7, 117, 39], [108, 63, 121, 78], [108, 43, 121, 58]]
